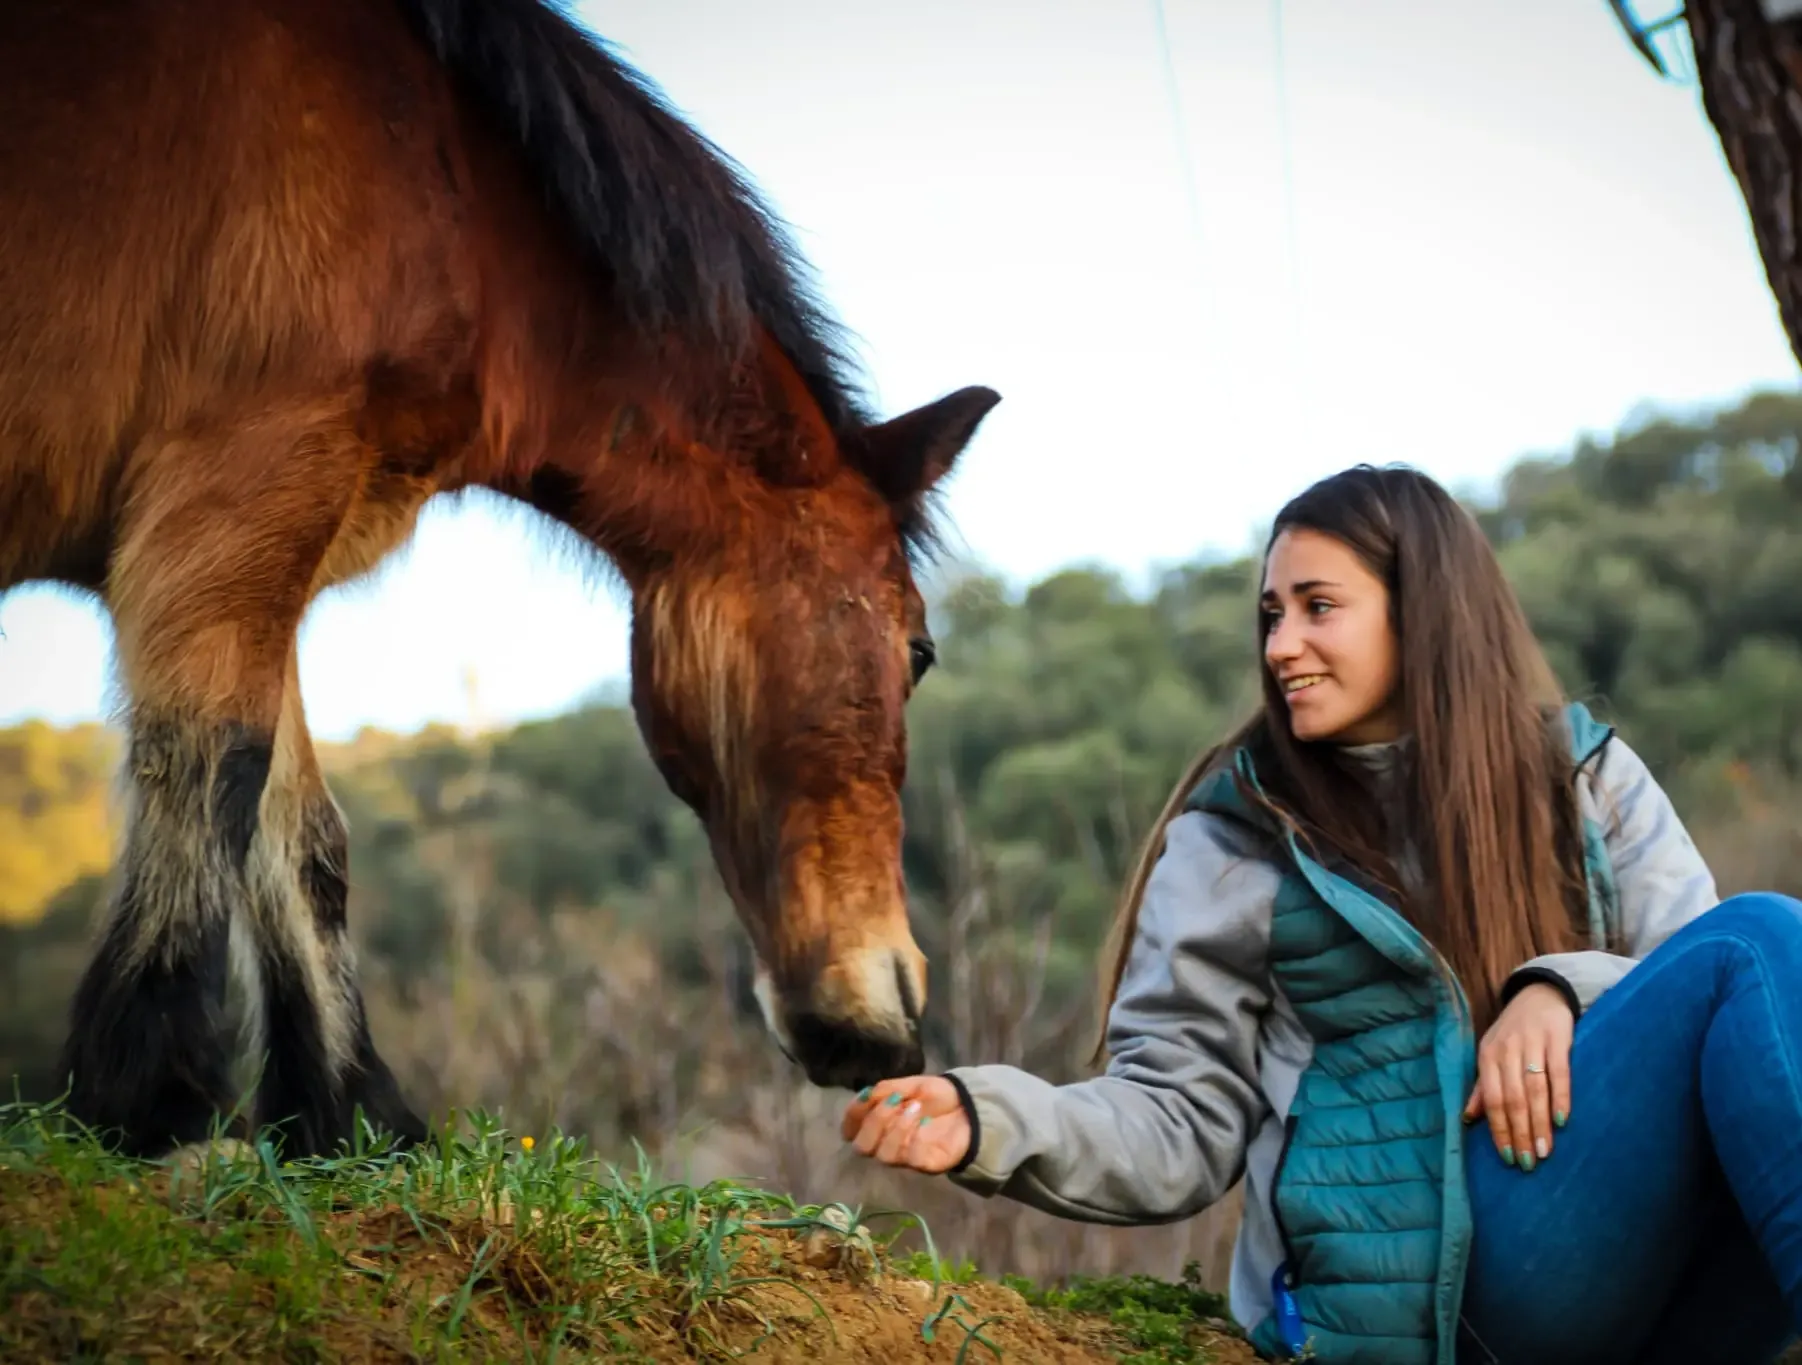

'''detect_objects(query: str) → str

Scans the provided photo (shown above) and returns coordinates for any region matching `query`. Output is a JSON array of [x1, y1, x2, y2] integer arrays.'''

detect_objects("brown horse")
[[0, 0, 997, 1160]]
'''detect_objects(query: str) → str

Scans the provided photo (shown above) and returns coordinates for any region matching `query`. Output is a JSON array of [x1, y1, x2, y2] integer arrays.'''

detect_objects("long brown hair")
[[1095, 465, 1588, 1060]]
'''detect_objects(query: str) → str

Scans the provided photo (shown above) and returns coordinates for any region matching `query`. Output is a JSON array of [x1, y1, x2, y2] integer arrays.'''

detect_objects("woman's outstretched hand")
[[840, 1076, 973, 1174], [1463, 981, 1575, 1172]]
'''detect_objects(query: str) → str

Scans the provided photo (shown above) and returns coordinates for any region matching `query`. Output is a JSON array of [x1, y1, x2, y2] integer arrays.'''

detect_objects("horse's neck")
[[472, 362, 744, 578], [460, 283, 824, 568]]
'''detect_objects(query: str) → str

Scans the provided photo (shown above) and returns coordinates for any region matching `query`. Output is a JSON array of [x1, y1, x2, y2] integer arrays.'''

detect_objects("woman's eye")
[[1308, 599, 1335, 616]]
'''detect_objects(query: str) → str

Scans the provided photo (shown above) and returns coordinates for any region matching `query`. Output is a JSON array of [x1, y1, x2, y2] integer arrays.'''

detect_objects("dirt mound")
[[650, 1227, 1256, 1364], [0, 1166, 1261, 1363], [714, 1272, 1172, 1363]]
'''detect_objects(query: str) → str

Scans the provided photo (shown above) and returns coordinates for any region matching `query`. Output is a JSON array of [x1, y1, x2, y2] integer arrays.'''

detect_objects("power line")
[[1149, 0, 1209, 297], [1270, 0, 1308, 421], [1150, 0, 1308, 419]]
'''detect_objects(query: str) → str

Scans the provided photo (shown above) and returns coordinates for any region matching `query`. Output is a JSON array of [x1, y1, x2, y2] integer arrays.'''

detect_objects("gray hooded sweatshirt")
[[944, 729, 1718, 1337]]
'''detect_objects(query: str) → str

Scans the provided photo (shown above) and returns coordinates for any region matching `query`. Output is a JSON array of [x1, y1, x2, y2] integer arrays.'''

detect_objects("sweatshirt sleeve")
[[942, 810, 1279, 1225], [1502, 731, 1719, 1016]]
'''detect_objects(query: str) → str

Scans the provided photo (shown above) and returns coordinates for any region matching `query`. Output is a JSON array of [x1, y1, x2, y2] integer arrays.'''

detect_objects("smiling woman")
[[839, 463, 1802, 1364]]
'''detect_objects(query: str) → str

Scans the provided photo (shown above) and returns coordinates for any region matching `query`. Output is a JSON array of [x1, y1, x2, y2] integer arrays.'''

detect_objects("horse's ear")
[[855, 385, 1000, 504]]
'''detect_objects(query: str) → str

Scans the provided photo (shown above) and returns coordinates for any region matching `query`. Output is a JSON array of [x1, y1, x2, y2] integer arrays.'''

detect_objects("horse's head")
[[626, 378, 998, 1090]]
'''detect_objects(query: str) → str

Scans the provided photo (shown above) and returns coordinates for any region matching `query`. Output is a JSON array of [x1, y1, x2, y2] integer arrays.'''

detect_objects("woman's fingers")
[[840, 1077, 973, 1173], [1528, 1018, 1574, 1163], [1480, 1042, 1512, 1165], [874, 1098, 925, 1165], [1462, 1084, 1484, 1123], [1548, 1023, 1574, 1133], [851, 1091, 912, 1157], [1473, 983, 1579, 1172], [1502, 1033, 1537, 1169], [842, 1078, 928, 1142], [1523, 1045, 1555, 1165]]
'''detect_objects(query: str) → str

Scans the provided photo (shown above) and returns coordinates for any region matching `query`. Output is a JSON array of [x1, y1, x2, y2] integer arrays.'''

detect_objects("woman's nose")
[[1266, 613, 1301, 663]]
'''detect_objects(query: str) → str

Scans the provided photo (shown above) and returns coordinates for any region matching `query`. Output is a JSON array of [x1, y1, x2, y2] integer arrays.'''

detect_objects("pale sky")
[[1, 2, 1795, 740]]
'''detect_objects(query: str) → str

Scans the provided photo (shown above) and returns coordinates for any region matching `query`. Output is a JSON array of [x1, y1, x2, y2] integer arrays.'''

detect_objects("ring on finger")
[[1524, 1061, 1545, 1075]]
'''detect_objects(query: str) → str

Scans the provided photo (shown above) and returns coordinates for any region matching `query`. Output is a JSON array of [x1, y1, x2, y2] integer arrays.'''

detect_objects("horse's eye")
[[908, 638, 936, 685]]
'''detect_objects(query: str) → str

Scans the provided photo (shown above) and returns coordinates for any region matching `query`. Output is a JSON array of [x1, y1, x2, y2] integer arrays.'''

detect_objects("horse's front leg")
[[54, 412, 361, 1160], [245, 649, 425, 1158]]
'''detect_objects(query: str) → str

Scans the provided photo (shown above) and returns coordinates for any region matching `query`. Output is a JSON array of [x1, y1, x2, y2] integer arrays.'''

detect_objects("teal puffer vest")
[[1185, 703, 1619, 1364]]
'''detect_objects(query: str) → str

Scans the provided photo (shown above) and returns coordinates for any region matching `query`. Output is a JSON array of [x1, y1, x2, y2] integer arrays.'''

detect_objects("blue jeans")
[[1458, 892, 1802, 1364]]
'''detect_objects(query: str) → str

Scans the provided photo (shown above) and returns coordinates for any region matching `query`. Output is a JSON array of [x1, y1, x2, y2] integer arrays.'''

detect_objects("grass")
[[0, 1097, 1255, 1363]]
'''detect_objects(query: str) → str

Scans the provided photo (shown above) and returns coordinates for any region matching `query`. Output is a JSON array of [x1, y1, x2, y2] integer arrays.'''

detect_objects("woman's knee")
[[1693, 890, 1794, 930], [1696, 892, 1802, 945]]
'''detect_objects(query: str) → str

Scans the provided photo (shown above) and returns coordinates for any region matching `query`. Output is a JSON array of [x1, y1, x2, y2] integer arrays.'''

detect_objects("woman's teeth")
[[1284, 674, 1327, 694]]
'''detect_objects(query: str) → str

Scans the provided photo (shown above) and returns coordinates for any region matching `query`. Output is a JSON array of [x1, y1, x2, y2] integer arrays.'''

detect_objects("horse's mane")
[[397, 0, 875, 441]]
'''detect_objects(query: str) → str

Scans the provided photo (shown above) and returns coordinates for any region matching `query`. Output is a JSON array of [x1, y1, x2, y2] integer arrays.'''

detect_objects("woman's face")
[[1260, 526, 1403, 745]]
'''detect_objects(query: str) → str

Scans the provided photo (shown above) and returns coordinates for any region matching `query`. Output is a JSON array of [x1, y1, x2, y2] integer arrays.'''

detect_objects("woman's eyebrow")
[[1261, 579, 1341, 598]]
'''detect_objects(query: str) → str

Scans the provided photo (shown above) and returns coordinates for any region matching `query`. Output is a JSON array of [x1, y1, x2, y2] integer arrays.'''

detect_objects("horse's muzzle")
[[784, 1012, 927, 1092]]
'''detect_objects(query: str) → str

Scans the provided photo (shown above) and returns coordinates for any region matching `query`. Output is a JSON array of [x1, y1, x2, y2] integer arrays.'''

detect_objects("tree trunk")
[[1686, 0, 1802, 366]]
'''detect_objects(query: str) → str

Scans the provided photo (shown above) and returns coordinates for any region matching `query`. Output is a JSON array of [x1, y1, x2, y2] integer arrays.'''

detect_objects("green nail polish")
[[1554, 1110, 1567, 1128], [857, 1087, 872, 1102], [886, 1093, 902, 1107], [1519, 1152, 1536, 1173], [1501, 1146, 1515, 1167], [920, 1115, 932, 1125]]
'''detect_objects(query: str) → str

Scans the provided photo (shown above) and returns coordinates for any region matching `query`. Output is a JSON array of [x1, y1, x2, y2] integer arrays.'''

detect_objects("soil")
[[0, 1168, 1264, 1364]]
